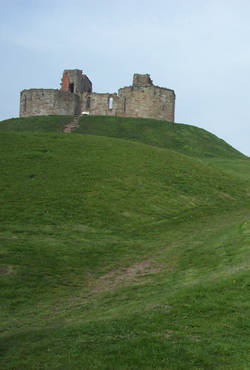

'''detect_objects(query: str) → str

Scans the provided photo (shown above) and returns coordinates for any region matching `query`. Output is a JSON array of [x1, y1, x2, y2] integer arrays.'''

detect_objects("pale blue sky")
[[1, 0, 250, 156]]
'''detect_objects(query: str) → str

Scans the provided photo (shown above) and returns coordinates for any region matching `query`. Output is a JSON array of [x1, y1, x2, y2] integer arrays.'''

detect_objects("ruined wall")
[[60, 74, 71, 92], [118, 85, 175, 121], [20, 89, 81, 117], [61, 70, 92, 94], [133, 73, 153, 87], [81, 85, 175, 121], [81, 93, 122, 116], [19, 70, 176, 122]]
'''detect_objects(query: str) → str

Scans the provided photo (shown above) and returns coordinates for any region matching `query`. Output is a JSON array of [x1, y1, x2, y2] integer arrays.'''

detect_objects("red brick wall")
[[61, 74, 70, 92]]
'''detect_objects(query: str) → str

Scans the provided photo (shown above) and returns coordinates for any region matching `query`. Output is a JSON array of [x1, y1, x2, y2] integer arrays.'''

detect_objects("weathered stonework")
[[61, 69, 92, 94], [20, 89, 81, 117], [20, 70, 176, 122]]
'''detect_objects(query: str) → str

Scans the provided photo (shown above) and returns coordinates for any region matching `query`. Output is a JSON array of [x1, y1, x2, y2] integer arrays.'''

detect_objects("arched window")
[[108, 96, 113, 110], [86, 96, 91, 109]]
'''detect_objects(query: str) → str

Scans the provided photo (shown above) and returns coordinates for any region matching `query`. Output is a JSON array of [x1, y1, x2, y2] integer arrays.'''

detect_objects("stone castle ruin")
[[20, 69, 176, 121]]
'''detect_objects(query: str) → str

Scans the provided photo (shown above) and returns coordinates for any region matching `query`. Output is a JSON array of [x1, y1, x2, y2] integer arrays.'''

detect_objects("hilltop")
[[1, 115, 246, 160], [1, 115, 250, 369]]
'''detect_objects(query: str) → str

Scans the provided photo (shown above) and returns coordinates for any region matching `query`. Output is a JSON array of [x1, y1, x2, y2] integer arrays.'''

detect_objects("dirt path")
[[63, 117, 79, 133]]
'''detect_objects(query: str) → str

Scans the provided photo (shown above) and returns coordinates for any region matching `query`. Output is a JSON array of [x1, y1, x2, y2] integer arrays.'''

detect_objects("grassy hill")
[[2, 115, 246, 160], [1, 116, 250, 369], [76, 115, 246, 160]]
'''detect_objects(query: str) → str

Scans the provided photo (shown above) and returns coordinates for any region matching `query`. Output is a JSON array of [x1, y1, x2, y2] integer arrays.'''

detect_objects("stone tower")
[[60, 70, 92, 94]]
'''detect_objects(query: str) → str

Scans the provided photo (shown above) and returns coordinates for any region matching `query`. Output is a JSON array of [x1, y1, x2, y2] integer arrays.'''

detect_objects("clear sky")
[[1, 0, 250, 156]]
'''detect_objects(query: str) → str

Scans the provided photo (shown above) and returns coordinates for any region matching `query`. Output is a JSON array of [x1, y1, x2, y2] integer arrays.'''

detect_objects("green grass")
[[1, 115, 246, 159], [0, 115, 73, 133], [1, 116, 250, 369], [76, 115, 246, 160]]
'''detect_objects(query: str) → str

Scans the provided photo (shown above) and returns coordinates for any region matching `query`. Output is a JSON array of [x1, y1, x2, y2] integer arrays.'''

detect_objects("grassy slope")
[[2, 115, 246, 159], [1, 117, 250, 369], [76, 115, 246, 160], [0, 115, 73, 133]]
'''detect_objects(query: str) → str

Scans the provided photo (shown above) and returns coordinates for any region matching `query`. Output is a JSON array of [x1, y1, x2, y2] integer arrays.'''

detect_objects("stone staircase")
[[63, 116, 79, 133]]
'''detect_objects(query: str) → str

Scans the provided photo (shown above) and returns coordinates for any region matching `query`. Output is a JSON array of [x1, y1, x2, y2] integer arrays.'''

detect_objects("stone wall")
[[20, 70, 176, 122], [80, 85, 175, 121], [118, 85, 175, 121], [133, 73, 153, 87], [61, 70, 92, 94], [81, 93, 122, 116], [20, 89, 81, 117]]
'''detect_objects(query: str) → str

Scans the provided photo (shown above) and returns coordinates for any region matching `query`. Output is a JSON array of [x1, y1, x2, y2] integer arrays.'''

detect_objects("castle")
[[20, 70, 176, 122]]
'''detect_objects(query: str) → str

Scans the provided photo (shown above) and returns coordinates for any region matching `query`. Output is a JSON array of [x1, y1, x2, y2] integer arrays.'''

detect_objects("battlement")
[[20, 70, 175, 122]]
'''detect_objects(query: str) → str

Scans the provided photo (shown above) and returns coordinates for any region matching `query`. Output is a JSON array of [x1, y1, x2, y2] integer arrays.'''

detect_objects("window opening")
[[69, 83, 74, 93], [109, 96, 113, 110], [124, 97, 126, 113], [86, 97, 91, 109], [23, 96, 27, 112]]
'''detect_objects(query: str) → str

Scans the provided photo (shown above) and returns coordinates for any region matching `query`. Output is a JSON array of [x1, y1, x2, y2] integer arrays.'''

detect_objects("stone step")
[[63, 117, 79, 133]]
